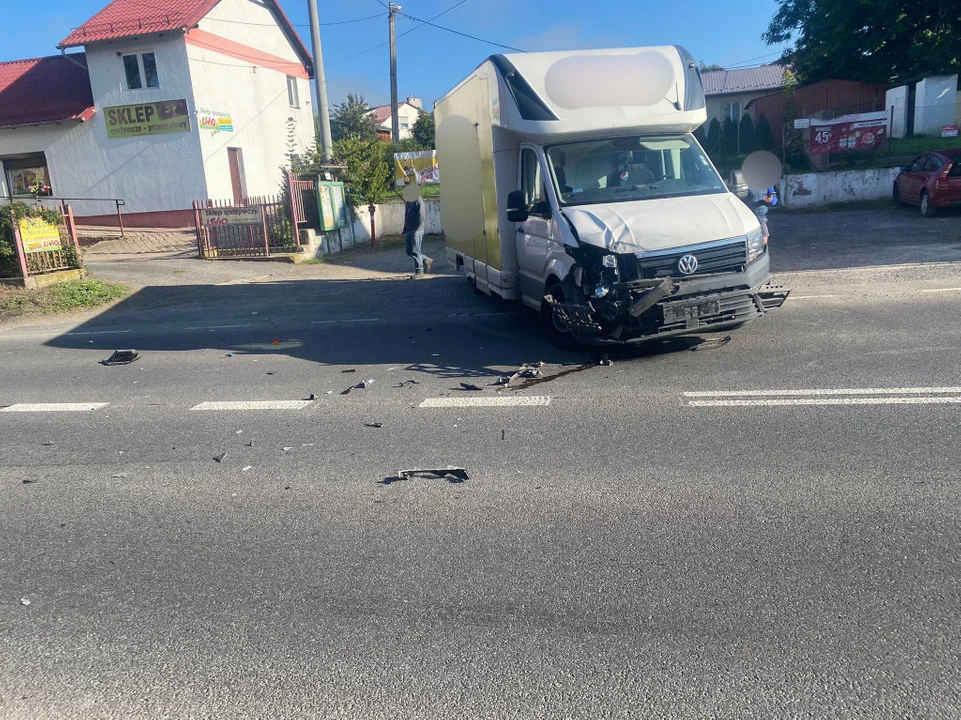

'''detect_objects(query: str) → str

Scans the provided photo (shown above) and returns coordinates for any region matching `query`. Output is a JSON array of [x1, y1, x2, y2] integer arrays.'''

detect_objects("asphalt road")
[[2, 248, 961, 718]]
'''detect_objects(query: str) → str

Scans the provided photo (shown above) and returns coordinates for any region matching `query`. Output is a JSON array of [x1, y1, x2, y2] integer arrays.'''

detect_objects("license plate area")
[[662, 300, 720, 323]]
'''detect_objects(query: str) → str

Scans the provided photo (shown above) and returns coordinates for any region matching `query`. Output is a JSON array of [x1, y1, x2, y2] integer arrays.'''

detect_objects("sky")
[[2, 0, 790, 110]]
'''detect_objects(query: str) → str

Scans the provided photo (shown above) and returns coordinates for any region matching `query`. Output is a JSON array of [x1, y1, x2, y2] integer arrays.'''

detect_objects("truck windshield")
[[546, 134, 726, 207]]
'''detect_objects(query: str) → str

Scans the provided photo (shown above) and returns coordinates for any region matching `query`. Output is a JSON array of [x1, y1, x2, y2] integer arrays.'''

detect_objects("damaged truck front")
[[435, 46, 789, 348]]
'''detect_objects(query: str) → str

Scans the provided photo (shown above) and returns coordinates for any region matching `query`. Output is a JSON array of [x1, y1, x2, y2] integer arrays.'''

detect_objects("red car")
[[894, 149, 961, 217]]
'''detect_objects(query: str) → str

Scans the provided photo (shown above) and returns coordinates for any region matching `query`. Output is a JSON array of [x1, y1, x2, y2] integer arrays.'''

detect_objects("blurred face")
[[403, 183, 422, 202]]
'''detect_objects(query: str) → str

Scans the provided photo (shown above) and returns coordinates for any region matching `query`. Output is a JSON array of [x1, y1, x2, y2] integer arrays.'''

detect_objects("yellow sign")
[[394, 150, 439, 187], [18, 217, 61, 254], [105, 99, 191, 140], [202, 207, 263, 227]]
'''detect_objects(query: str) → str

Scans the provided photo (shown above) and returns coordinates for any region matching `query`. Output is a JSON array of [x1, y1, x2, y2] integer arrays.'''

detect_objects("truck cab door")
[[515, 146, 555, 301]]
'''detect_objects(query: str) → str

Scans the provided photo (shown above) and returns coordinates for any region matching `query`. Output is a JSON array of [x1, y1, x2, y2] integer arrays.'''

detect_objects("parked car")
[[893, 149, 961, 217]]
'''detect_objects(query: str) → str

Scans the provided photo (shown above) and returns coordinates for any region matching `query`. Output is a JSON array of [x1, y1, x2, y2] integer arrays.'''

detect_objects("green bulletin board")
[[318, 181, 349, 231]]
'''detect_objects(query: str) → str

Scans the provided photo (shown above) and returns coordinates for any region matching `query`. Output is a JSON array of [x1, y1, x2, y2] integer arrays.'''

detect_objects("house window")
[[4, 155, 51, 197], [287, 76, 300, 108], [399, 122, 409, 132], [123, 52, 159, 90], [723, 101, 741, 124]]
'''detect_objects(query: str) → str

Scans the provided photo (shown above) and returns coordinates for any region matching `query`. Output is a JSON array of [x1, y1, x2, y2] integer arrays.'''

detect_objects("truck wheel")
[[541, 283, 581, 350], [920, 191, 937, 218]]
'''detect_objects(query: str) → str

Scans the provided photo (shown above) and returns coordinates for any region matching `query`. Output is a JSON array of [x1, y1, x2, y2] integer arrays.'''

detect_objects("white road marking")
[[920, 287, 961, 293], [684, 387, 961, 398], [65, 330, 132, 336], [786, 294, 841, 300], [689, 397, 961, 407], [191, 401, 313, 411], [184, 324, 252, 331], [420, 396, 551, 408], [0, 403, 109, 412], [310, 318, 384, 325]]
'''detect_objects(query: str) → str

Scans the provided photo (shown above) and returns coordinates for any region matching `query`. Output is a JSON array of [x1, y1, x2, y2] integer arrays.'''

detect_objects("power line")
[[329, 0, 470, 65], [397, 10, 526, 52], [201, 13, 382, 28]]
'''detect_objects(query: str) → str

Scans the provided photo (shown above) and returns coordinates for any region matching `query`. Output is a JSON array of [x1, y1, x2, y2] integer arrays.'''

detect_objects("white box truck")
[[434, 46, 789, 347]]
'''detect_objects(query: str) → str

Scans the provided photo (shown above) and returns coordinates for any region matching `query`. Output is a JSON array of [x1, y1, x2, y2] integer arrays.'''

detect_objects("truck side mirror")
[[506, 190, 530, 222]]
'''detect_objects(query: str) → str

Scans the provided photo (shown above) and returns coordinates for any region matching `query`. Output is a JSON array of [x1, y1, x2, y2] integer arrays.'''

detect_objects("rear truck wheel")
[[921, 190, 937, 218], [541, 282, 582, 350]]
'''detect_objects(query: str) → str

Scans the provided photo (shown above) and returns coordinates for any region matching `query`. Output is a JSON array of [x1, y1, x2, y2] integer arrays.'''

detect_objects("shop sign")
[[18, 217, 61, 253], [318, 182, 349, 231], [199, 108, 234, 133], [393, 150, 439, 187], [202, 207, 263, 227], [809, 112, 888, 154], [105, 99, 191, 139]]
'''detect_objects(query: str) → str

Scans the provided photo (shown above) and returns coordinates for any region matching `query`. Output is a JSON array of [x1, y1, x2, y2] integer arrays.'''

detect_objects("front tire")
[[541, 282, 581, 350], [921, 190, 937, 218]]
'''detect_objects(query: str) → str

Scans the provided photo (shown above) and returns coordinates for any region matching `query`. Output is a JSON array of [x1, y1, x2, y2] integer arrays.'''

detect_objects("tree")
[[739, 114, 758, 153], [693, 124, 708, 148], [333, 137, 391, 207], [764, 0, 961, 83], [330, 93, 378, 143], [706, 118, 721, 155], [755, 113, 775, 152], [722, 117, 738, 156], [411, 111, 435, 149], [699, 62, 725, 72]]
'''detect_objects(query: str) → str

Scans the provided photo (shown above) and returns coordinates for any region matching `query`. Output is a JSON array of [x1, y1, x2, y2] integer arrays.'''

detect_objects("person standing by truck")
[[403, 183, 432, 275], [748, 186, 777, 245]]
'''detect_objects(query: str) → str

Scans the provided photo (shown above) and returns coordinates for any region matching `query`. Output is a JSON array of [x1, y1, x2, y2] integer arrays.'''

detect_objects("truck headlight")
[[747, 227, 766, 262]]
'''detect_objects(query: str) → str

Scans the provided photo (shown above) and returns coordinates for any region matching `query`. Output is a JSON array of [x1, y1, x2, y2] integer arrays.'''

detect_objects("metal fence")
[[2, 204, 81, 278], [193, 196, 299, 259]]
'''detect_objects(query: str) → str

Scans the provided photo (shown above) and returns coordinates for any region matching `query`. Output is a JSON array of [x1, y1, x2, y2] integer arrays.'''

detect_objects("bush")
[[755, 114, 775, 152], [333, 137, 392, 207], [739, 115, 758, 154], [1, 202, 65, 276], [722, 117, 738, 156], [693, 125, 708, 148], [706, 118, 721, 155]]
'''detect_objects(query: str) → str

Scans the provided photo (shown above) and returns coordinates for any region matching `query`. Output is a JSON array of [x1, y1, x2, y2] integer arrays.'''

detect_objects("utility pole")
[[307, 0, 333, 162], [389, 3, 401, 144]]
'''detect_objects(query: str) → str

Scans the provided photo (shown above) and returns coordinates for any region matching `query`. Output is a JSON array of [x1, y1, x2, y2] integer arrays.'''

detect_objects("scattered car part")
[[101, 350, 140, 366], [396, 467, 470, 483]]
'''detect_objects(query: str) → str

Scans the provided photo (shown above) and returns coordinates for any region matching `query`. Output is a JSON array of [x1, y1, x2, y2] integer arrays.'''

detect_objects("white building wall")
[[915, 75, 959, 136], [885, 85, 909, 139], [373, 103, 423, 140], [81, 35, 207, 216], [784, 167, 900, 209], [191, 0, 314, 201]]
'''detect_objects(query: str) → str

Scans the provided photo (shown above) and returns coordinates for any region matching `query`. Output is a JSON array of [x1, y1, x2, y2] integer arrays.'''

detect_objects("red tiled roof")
[[368, 106, 393, 125], [701, 65, 786, 96], [58, 0, 312, 71], [0, 54, 95, 129]]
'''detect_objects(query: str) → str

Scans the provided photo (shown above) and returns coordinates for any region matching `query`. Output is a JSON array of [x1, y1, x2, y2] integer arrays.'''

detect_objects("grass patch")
[[298, 257, 327, 265], [384, 183, 441, 203], [0, 280, 129, 320]]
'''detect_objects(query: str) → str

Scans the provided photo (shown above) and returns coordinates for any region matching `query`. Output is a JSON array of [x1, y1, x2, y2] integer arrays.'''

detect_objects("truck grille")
[[632, 239, 748, 279]]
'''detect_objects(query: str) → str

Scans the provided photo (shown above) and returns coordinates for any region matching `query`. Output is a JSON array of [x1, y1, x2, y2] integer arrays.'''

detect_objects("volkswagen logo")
[[677, 254, 699, 275]]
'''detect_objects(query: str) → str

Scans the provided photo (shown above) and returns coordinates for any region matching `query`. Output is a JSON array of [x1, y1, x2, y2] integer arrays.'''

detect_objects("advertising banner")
[[198, 108, 234, 133], [18, 217, 61, 254], [394, 150, 439, 187], [808, 112, 888, 154], [105, 99, 191, 139], [318, 182, 349, 231], [202, 207, 262, 227]]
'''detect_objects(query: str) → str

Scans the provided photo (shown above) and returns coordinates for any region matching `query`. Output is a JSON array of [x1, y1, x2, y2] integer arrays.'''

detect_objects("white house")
[[0, 0, 315, 227], [367, 97, 423, 140]]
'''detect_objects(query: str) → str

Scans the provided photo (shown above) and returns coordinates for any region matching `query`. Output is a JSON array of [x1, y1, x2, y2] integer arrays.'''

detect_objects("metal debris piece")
[[213, 452, 227, 463], [242, 466, 253, 472], [245, 441, 254, 447], [342, 379, 375, 395], [492, 376, 511, 386], [691, 335, 732, 351], [395, 379, 420, 388], [283, 447, 294, 452], [459, 382, 482, 391], [101, 350, 140, 366], [365, 422, 384, 428], [41, 441, 54, 446], [20, 598, 30, 607], [396, 467, 470, 483]]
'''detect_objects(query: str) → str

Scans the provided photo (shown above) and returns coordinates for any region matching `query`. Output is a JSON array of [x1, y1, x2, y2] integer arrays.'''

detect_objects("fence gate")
[[193, 196, 299, 259]]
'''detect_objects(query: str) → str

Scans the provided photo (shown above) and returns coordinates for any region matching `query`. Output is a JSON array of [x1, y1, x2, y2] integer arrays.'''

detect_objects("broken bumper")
[[549, 255, 790, 345]]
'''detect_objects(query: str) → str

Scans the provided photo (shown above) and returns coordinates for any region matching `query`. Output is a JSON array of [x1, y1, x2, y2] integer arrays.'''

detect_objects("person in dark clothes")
[[402, 182, 432, 274]]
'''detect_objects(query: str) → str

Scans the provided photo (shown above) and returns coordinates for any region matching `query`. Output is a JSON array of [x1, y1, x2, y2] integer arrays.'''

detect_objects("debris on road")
[[41, 441, 54, 446], [20, 598, 30, 607], [272, 340, 281, 345], [213, 452, 227, 463], [101, 350, 140, 366], [395, 379, 419, 388], [341, 369, 357, 373], [342, 379, 375, 395], [226, 353, 235, 357], [501, 430, 506, 441], [497, 361, 546, 387], [394, 467, 470, 483], [242, 466, 253, 472], [22, 479, 37, 484], [245, 441, 254, 447], [493, 376, 511, 386], [365, 422, 384, 429], [283, 447, 294, 452], [458, 382, 483, 392], [307, 394, 317, 401], [691, 335, 732, 351]]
